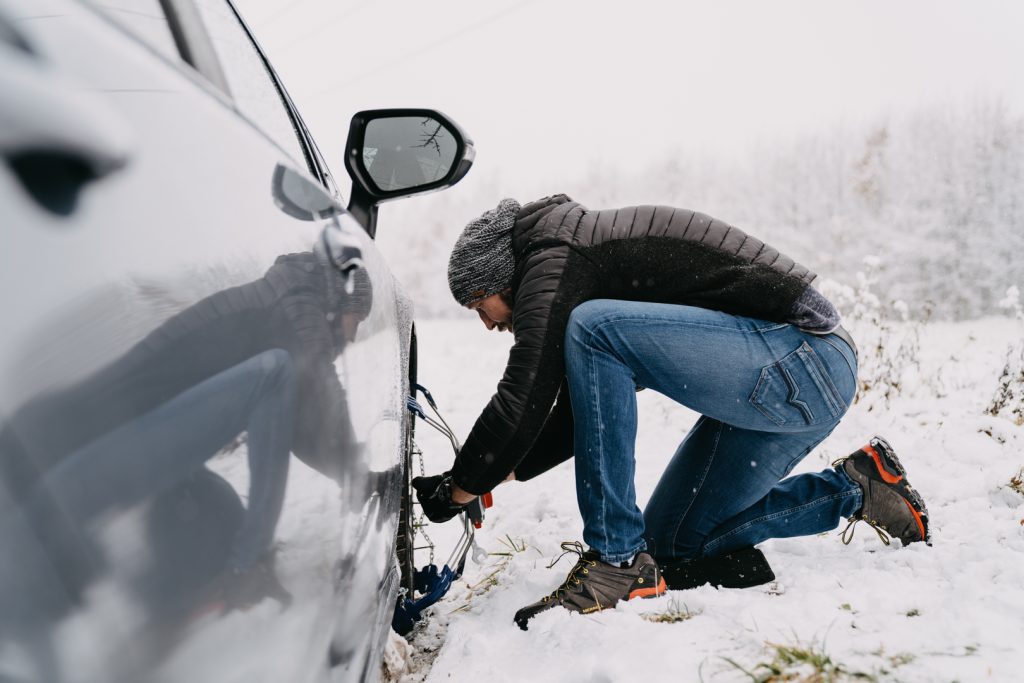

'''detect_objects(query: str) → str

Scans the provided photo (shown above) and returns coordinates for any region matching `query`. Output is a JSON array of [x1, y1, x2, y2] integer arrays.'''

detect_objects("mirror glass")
[[362, 116, 457, 192]]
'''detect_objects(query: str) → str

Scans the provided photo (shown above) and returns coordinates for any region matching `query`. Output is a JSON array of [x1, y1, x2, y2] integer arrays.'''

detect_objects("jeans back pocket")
[[749, 341, 847, 427]]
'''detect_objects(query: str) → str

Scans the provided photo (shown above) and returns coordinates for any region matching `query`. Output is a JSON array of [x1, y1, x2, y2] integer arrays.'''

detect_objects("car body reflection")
[[0, 2, 473, 679], [0, 244, 378, 676]]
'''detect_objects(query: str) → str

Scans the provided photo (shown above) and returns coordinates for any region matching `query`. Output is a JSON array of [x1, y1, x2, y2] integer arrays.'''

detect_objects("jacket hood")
[[514, 194, 574, 233]]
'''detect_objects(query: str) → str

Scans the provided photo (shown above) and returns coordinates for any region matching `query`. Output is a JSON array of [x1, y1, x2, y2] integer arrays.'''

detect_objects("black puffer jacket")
[[451, 195, 825, 494]]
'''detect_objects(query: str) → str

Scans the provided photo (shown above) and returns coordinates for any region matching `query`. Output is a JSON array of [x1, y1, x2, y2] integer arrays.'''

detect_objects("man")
[[413, 195, 929, 630]]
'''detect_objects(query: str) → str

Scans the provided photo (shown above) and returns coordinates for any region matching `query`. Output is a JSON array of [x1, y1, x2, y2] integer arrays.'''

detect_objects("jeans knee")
[[566, 300, 617, 349]]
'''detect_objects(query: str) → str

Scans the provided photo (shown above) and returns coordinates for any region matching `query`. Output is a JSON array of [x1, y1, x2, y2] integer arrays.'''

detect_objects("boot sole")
[[516, 575, 667, 629], [579, 578, 667, 615], [868, 437, 931, 545]]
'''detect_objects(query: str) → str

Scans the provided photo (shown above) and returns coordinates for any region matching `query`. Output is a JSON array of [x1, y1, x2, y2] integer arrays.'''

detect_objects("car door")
[[0, 1, 406, 680]]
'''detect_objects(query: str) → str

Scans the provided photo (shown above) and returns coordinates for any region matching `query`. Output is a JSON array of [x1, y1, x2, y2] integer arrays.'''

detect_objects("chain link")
[[411, 440, 435, 565]]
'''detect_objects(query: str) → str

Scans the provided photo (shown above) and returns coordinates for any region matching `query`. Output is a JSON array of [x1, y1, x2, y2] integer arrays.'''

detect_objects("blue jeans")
[[564, 300, 862, 564]]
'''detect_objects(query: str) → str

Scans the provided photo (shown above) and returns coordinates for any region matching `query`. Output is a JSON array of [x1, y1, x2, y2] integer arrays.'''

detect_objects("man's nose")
[[478, 309, 495, 330]]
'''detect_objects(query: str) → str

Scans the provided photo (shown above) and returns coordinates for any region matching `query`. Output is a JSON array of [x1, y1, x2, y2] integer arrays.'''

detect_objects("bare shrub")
[[987, 286, 1024, 424], [819, 257, 922, 409]]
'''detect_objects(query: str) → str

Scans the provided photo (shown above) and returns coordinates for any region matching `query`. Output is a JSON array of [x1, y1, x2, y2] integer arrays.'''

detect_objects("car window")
[[192, 0, 308, 166], [91, 0, 180, 61]]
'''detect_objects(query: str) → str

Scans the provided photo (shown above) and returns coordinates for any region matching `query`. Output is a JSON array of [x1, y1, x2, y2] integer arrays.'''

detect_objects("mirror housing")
[[344, 109, 474, 237]]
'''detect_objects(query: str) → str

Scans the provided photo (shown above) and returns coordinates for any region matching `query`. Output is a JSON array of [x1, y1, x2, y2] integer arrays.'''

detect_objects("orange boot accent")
[[864, 444, 903, 484], [629, 576, 667, 600], [903, 498, 927, 541]]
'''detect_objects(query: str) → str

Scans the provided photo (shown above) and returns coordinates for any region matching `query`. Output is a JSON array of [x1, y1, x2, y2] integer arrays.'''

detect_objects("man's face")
[[467, 291, 513, 333]]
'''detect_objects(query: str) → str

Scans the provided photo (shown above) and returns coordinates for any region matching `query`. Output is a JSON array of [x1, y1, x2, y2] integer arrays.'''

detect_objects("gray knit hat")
[[447, 198, 521, 305]]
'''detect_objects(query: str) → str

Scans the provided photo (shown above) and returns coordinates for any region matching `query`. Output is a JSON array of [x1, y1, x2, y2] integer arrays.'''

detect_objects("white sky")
[[234, 0, 1024, 188]]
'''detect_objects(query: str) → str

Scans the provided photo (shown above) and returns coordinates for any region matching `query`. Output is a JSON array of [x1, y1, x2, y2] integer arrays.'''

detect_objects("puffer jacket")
[[451, 194, 831, 494]]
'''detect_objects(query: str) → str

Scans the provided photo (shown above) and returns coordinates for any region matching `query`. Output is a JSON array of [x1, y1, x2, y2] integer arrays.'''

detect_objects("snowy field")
[[385, 316, 1024, 683]]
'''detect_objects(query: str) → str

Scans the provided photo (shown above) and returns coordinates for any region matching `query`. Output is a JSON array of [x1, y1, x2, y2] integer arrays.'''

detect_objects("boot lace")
[[541, 541, 597, 603], [840, 517, 891, 546], [832, 455, 893, 546]]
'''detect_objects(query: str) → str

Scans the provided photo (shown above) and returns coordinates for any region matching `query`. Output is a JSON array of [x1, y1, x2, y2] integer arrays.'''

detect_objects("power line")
[[306, 0, 536, 100]]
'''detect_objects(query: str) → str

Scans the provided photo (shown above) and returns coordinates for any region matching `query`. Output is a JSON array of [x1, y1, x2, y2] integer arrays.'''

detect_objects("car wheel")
[[395, 328, 417, 595]]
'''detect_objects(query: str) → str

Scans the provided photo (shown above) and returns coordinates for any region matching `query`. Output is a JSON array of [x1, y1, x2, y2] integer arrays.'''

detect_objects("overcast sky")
[[235, 0, 1024, 194]]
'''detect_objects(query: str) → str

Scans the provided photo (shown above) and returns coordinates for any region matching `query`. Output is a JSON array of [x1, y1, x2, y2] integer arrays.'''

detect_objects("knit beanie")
[[447, 198, 521, 305]]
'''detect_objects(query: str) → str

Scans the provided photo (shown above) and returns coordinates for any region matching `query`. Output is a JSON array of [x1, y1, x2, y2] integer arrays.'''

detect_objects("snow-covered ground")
[[386, 316, 1024, 682]]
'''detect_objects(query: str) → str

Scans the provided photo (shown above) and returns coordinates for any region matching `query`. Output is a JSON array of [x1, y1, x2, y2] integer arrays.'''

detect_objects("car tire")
[[395, 328, 418, 596]]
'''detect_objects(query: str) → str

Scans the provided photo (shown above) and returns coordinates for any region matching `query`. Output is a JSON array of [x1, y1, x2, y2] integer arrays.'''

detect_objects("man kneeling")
[[413, 195, 930, 630]]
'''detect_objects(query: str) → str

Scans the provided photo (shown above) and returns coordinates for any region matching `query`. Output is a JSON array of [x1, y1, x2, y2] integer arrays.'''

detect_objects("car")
[[0, 0, 473, 680]]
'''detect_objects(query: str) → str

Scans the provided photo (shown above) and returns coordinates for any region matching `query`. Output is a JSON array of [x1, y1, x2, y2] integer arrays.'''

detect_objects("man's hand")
[[411, 472, 468, 523], [451, 481, 476, 504]]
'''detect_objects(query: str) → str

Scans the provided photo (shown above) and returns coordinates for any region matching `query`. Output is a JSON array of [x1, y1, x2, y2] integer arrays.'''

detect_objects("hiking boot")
[[834, 436, 931, 547], [513, 541, 666, 630], [659, 546, 775, 590]]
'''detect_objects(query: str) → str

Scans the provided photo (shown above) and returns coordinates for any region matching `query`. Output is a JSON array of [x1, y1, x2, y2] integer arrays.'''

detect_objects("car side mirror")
[[344, 109, 474, 236]]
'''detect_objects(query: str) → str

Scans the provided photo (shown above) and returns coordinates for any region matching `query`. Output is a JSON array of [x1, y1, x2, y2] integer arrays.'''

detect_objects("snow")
[[388, 316, 1024, 682]]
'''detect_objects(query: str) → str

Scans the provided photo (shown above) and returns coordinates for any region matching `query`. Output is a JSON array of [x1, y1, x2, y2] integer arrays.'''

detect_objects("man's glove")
[[411, 471, 467, 523]]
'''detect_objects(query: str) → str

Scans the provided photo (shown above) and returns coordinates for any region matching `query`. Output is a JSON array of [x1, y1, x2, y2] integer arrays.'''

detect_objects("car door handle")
[[272, 163, 344, 221], [0, 38, 133, 215], [319, 217, 366, 276]]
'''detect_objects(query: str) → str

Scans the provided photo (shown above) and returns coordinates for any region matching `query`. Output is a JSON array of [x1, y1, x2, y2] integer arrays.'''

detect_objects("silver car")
[[0, 1, 473, 680]]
